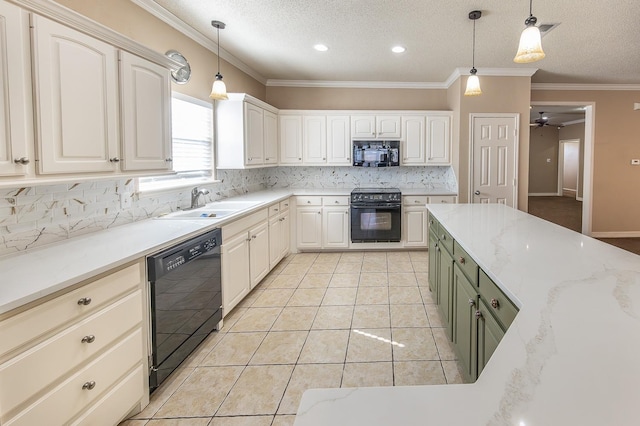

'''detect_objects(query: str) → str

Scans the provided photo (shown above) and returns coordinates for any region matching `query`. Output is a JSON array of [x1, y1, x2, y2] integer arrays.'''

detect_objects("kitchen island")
[[295, 203, 640, 426]]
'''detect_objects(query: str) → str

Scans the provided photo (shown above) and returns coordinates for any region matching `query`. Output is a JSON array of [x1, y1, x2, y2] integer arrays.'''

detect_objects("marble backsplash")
[[0, 166, 456, 256]]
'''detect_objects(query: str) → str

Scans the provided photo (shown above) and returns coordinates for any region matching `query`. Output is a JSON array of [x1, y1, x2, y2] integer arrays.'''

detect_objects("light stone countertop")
[[295, 203, 640, 426], [0, 187, 457, 315]]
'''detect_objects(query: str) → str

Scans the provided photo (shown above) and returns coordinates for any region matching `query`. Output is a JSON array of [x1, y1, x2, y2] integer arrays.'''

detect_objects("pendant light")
[[209, 20, 228, 100], [514, 0, 546, 63], [464, 10, 482, 97]]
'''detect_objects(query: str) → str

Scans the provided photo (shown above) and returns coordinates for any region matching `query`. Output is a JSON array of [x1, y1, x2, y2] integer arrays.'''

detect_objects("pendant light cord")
[[529, 0, 533, 17], [472, 18, 476, 69], [216, 25, 221, 75]]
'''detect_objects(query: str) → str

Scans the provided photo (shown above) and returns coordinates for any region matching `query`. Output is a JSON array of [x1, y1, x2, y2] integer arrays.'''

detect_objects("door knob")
[[474, 190, 480, 195]]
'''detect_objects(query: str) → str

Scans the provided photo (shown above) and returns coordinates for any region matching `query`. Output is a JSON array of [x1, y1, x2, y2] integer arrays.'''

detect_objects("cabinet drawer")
[[479, 270, 518, 329], [403, 196, 428, 206], [0, 262, 142, 359], [279, 199, 291, 211], [323, 196, 349, 206], [427, 212, 439, 236], [438, 225, 454, 254], [297, 196, 322, 206], [268, 204, 281, 217], [429, 195, 457, 204], [0, 290, 143, 415], [453, 242, 478, 286], [4, 329, 143, 426]]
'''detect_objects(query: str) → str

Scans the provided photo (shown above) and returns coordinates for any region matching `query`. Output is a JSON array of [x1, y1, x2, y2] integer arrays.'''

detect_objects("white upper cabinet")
[[119, 51, 172, 171], [351, 115, 401, 139], [326, 115, 351, 165], [32, 15, 119, 174], [401, 115, 426, 165], [279, 115, 303, 164], [426, 114, 452, 165], [216, 93, 279, 169], [0, 1, 33, 177], [303, 115, 327, 164]]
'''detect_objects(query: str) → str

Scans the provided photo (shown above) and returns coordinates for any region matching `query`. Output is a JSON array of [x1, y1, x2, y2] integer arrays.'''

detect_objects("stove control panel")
[[351, 192, 401, 203]]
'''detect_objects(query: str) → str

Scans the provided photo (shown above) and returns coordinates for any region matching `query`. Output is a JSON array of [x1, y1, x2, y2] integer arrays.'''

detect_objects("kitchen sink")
[[156, 209, 237, 219], [209, 200, 261, 210]]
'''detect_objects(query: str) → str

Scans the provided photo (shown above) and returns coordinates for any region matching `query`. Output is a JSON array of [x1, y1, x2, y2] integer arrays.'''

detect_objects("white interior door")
[[471, 115, 518, 207]]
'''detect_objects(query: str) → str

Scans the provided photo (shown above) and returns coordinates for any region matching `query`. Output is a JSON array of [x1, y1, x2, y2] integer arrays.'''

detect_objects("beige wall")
[[451, 76, 532, 209], [532, 90, 640, 233], [54, 0, 265, 102], [265, 87, 448, 110], [559, 122, 586, 199], [529, 126, 560, 194]]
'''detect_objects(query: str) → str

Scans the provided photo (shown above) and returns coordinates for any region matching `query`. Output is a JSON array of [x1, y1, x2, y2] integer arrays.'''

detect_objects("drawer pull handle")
[[490, 298, 500, 309], [415, 200, 420, 203], [81, 335, 95, 344], [335, 201, 339, 204], [77, 297, 92, 306], [459, 257, 466, 264], [468, 298, 475, 307], [475, 310, 483, 319], [109, 157, 120, 163], [82, 381, 96, 390], [307, 201, 311, 204], [14, 157, 30, 165]]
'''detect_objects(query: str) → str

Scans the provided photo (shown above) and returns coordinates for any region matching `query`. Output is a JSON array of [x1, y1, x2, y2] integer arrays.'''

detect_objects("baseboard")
[[528, 193, 560, 196], [591, 231, 640, 238]]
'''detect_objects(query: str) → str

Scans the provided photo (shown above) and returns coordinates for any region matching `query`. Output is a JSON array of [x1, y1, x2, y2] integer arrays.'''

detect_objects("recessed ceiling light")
[[314, 44, 329, 52], [391, 46, 406, 53]]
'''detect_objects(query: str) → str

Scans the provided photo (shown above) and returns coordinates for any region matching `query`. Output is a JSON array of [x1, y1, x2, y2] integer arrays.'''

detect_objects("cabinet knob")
[[490, 298, 500, 309], [307, 201, 311, 204], [298, 157, 302, 160], [251, 235, 256, 239], [82, 381, 96, 391], [459, 257, 466, 264], [335, 201, 339, 204], [317, 211, 321, 215], [347, 158, 350, 161], [109, 157, 120, 163], [344, 211, 348, 214], [441, 234, 446, 240], [13, 157, 30, 165], [246, 238, 252, 242], [81, 335, 96, 344], [415, 200, 420, 203], [475, 310, 483, 319], [474, 190, 481, 195], [165, 158, 173, 162], [468, 298, 475, 307], [274, 208, 279, 211], [248, 157, 252, 161], [265, 157, 270, 160], [77, 297, 92, 306]]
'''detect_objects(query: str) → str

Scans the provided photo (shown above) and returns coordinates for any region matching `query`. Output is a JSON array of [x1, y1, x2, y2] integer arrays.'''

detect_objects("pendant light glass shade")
[[464, 11, 482, 97], [210, 74, 228, 100], [209, 21, 228, 100], [464, 69, 482, 96], [514, 23, 545, 63]]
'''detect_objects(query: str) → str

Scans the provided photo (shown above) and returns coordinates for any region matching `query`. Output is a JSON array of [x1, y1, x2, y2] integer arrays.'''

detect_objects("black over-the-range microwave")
[[352, 140, 400, 167]]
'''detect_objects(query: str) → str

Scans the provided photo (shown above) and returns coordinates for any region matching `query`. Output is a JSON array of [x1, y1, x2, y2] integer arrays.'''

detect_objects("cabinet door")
[[326, 115, 351, 165], [0, 1, 32, 177], [280, 210, 291, 259], [428, 230, 439, 296], [403, 207, 427, 247], [119, 51, 171, 171], [453, 263, 478, 382], [32, 15, 119, 174], [322, 207, 349, 248], [263, 110, 278, 165], [477, 298, 505, 377], [244, 103, 264, 165], [296, 207, 322, 249], [249, 221, 270, 288], [350, 115, 376, 139], [303, 115, 327, 164], [269, 215, 282, 269], [426, 115, 451, 164], [222, 232, 251, 314], [377, 115, 401, 138], [438, 245, 454, 338], [279, 115, 303, 164], [401, 116, 426, 165]]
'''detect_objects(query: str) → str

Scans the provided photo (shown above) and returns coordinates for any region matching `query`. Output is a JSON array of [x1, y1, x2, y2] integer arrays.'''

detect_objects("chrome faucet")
[[190, 187, 210, 209]]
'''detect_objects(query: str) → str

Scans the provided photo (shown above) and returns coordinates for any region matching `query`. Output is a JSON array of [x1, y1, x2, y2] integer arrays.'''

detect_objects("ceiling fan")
[[530, 111, 549, 127]]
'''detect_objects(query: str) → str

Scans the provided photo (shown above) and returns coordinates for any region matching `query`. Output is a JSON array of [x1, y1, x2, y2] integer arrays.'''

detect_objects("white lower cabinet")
[[269, 199, 291, 268], [221, 231, 251, 314], [404, 195, 457, 247], [249, 221, 270, 288], [0, 261, 147, 425], [296, 196, 349, 250]]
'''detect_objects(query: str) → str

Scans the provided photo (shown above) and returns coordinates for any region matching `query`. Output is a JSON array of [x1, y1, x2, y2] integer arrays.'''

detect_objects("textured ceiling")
[[147, 0, 640, 85]]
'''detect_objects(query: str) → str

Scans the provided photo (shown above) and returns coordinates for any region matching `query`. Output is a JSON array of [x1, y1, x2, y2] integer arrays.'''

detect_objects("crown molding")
[[532, 83, 640, 91], [130, 0, 267, 84], [10, 0, 183, 69], [266, 80, 445, 89], [446, 67, 538, 88]]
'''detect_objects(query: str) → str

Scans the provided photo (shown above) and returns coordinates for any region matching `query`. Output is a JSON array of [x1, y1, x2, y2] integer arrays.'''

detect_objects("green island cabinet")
[[427, 212, 519, 382]]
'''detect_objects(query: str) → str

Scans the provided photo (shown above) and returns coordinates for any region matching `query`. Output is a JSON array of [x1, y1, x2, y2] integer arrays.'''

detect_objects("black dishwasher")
[[147, 228, 222, 392]]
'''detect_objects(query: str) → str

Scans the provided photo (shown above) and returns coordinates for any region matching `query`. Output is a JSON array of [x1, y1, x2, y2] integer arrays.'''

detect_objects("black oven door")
[[350, 204, 401, 242]]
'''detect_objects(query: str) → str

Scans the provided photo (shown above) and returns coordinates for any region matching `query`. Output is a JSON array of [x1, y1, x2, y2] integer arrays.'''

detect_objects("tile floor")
[[123, 251, 462, 426]]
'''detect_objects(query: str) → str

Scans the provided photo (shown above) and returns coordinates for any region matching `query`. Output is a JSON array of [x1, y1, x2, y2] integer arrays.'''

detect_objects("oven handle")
[[350, 203, 401, 209]]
